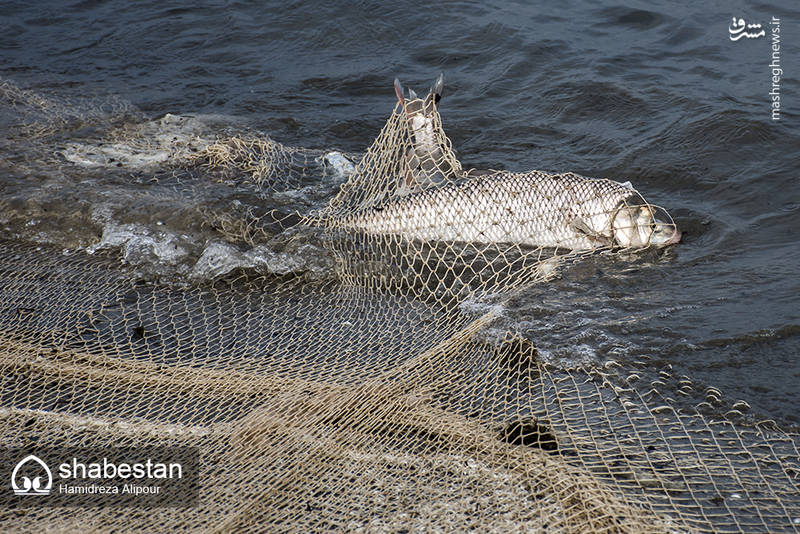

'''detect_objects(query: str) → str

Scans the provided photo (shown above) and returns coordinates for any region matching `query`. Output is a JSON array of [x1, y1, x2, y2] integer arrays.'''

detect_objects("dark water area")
[[1, 1, 799, 425]]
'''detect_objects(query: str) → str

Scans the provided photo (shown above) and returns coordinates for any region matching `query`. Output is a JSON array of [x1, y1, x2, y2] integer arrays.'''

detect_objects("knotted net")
[[0, 83, 797, 533]]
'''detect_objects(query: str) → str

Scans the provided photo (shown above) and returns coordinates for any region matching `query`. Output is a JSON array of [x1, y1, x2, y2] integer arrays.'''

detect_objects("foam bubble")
[[88, 220, 191, 269]]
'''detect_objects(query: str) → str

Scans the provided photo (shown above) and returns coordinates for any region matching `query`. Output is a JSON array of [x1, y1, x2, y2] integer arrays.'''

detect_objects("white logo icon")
[[11, 455, 53, 496], [729, 17, 765, 40]]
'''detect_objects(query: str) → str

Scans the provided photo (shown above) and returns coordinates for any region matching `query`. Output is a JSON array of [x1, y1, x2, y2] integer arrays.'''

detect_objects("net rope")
[[0, 81, 798, 533]]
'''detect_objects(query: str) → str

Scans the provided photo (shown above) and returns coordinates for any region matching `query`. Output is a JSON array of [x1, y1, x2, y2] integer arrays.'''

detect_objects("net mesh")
[[1, 83, 798, 533]]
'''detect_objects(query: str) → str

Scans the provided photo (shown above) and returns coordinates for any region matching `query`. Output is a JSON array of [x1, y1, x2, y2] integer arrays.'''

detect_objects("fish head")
[[611, 201, 681, 248]]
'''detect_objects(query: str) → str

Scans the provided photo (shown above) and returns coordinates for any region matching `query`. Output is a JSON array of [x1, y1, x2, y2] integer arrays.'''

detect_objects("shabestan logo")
[[11, 454, 53, 496]]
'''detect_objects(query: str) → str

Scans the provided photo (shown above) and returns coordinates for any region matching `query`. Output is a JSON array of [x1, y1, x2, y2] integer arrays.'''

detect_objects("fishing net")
[[1, 82, 798, 533]]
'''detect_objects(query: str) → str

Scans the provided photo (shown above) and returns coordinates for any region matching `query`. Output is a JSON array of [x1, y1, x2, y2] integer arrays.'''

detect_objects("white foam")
[[459, 295, 506, 318], [60, 113, 214, 169], [88, 221, 189, 267], [190, 240, 247, 280], [189, 240, 332, 281], [321, 151, 356, 180]]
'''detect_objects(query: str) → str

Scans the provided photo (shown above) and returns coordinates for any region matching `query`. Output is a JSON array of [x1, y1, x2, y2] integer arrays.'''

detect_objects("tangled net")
[[0, 79, 797, 533]]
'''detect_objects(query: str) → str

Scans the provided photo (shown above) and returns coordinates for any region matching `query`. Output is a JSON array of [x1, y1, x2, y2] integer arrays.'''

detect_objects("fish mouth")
[[664, 227, 681, 246], [611, 201, 681, 248], [647, 225, 681, 247], [649, 220, 681, 247], [645, 204, 681, 247]]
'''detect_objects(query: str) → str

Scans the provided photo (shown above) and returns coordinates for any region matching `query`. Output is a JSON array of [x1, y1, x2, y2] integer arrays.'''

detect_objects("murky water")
[[1, 1, 798, 425]]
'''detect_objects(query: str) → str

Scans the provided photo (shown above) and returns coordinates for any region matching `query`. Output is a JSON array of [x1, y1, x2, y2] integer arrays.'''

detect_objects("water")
[[1, 1, 798, 425]]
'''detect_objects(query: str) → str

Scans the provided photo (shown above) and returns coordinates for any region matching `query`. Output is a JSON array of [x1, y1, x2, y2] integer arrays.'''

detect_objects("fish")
[[332, 75, 680, 251], [339, 169, 680, 251]]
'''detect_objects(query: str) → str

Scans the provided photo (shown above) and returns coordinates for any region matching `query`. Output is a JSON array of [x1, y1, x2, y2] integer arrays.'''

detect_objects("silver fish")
[[340, 170, 680, 251]]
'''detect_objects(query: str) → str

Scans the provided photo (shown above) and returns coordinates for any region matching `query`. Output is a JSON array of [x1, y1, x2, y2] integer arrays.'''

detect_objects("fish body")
[[339, 171, 680, 251], [333, 75, 680, 252]]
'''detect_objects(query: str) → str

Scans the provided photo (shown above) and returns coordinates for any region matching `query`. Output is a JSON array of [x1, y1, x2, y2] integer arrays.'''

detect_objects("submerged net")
[[1, 83, 798, 533]]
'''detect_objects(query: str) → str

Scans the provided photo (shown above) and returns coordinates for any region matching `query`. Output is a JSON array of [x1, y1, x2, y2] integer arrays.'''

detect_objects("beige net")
[[1, 83, 798, 533], [0, 80, 136, 141]]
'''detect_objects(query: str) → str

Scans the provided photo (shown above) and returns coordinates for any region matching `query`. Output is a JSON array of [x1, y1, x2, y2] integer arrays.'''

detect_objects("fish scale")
[[340, 170, 637, 251]]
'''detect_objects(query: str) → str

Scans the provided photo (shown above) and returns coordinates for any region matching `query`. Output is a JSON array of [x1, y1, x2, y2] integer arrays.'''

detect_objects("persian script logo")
[[729, 17, 765, 40], [11, 455, 53, 496]]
